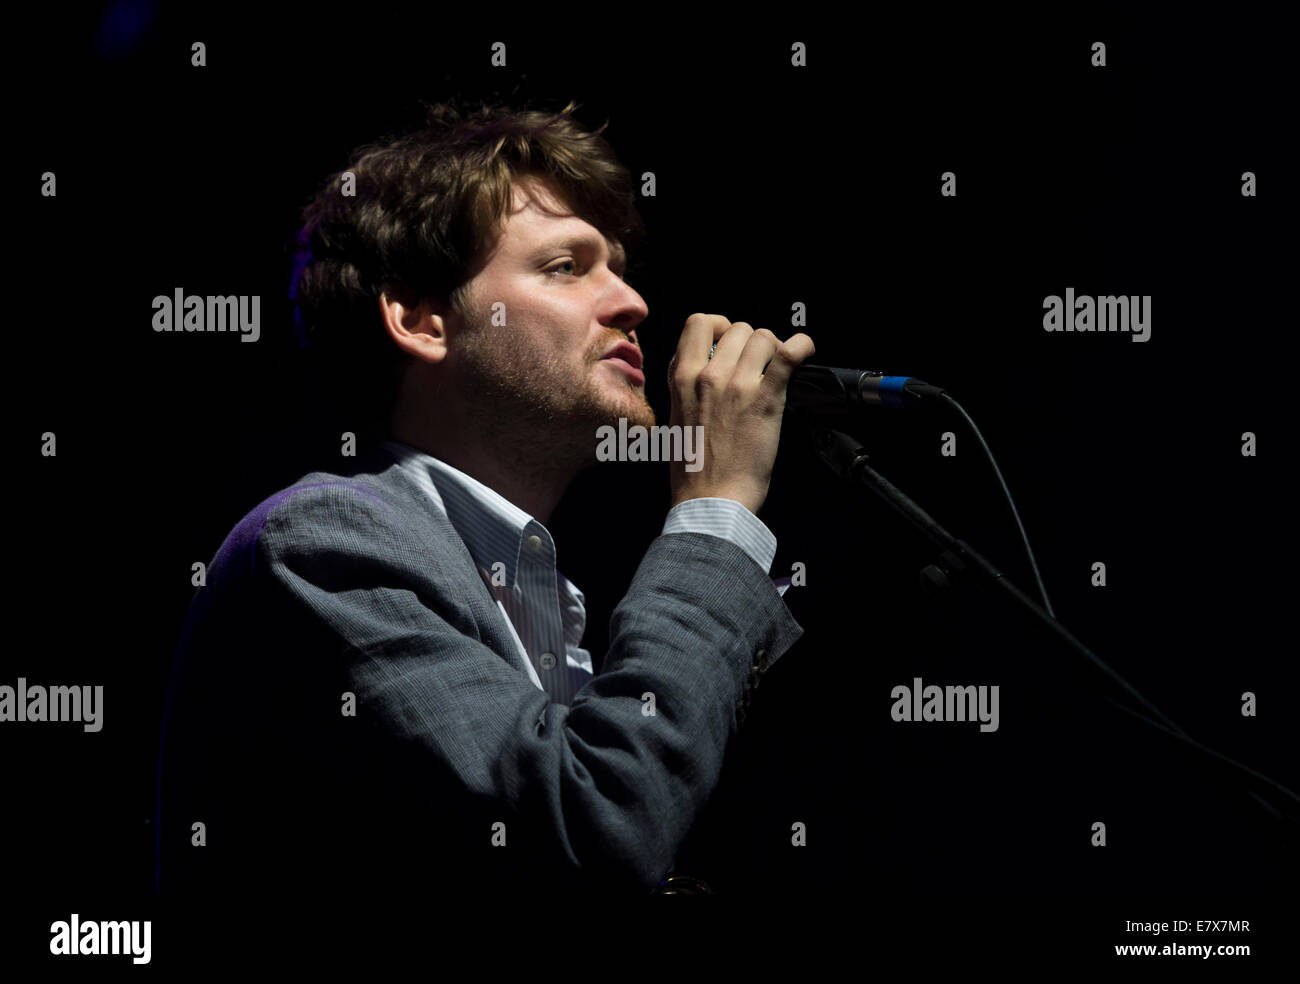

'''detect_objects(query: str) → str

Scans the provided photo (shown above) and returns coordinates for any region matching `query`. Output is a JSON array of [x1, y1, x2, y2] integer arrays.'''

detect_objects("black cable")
[[937, 391, 1056, 619]]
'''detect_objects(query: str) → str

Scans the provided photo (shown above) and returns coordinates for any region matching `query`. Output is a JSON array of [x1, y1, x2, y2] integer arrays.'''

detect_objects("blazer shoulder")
[[205, 453, 424, 589]]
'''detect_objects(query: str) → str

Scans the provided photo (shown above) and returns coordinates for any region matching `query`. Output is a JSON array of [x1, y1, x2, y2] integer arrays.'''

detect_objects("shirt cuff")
[[662, 497, 778, 576]]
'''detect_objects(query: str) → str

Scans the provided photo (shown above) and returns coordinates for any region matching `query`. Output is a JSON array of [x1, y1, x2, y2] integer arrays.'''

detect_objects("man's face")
[[447, 173, 655, 447]]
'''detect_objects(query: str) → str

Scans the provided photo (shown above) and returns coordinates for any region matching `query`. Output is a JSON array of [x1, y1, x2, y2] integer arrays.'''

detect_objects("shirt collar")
[[381, 439, 564, 595]]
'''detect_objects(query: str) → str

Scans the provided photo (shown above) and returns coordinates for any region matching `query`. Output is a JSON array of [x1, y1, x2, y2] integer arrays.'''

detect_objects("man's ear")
[[378, 285, 451, 365]]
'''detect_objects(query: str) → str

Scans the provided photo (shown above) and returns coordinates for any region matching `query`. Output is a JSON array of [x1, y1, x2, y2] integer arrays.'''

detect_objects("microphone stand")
[[808, 424, 1300, 831]]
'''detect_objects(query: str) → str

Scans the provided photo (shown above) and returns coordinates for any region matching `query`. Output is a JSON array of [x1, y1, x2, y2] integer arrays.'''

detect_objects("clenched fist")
[[666, 314, 815, 516]]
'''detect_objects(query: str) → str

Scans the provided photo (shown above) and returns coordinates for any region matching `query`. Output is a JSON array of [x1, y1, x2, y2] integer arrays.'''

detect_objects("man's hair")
[[290, 99, 645, 435]]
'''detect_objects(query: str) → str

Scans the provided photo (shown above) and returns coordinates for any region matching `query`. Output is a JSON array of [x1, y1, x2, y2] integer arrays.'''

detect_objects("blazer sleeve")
[[252, 483, 804, 892]]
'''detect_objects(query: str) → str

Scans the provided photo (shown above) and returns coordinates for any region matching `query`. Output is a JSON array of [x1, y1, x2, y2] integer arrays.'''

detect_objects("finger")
[[705, 320, 754, 376], [758, 333, 816, 397], [671, 314, 731, 386], [735, 328, 781, 383]]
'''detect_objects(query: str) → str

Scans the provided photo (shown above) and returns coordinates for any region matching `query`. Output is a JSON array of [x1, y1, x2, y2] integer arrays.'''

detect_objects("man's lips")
[[601, 342, 643, 370], [601, 357, 645, 386], [600, 342, 645, 385]]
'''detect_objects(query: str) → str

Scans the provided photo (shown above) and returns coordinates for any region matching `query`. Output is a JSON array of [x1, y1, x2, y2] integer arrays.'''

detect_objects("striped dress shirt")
[[381, 439, 787, 706]]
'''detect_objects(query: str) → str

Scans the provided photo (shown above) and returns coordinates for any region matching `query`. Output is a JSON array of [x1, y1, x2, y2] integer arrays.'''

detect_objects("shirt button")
[[527, 535, 543, 551], [539, 652, 556, 670]]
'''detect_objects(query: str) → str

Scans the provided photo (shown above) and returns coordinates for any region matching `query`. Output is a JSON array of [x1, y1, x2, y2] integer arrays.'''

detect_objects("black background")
[[6, 2, 1296, 969]]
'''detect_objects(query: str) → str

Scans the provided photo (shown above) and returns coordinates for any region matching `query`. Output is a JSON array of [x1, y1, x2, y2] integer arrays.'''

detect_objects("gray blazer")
[[156, 444, 803, 896]]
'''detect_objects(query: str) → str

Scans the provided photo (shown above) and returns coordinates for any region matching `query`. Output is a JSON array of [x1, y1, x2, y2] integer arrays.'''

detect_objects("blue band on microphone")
[[878, 376, 910, 408]]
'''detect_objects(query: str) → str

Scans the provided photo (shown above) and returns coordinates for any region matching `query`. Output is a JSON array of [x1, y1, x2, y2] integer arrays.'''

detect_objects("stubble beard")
[[454, 322, 656, 475]]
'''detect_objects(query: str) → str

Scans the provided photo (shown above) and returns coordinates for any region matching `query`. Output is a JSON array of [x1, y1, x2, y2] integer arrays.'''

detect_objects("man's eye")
[[546, 259, 628, 281]]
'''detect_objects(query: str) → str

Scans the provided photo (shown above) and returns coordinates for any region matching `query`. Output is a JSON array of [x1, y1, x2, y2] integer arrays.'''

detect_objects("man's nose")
[[610, 286, 649, 341]]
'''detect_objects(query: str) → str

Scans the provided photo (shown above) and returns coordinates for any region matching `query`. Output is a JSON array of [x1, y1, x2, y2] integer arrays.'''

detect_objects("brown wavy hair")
[[290, 98, 645, 435]]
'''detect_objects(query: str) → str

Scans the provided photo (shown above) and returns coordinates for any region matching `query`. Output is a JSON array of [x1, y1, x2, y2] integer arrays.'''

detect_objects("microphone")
[[786, 364, 945, 412], [703, 344, 943, 411]]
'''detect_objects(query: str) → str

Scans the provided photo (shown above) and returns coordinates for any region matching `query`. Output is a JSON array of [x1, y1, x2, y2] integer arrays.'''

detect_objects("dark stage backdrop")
[[6, 3, 1296, 970]]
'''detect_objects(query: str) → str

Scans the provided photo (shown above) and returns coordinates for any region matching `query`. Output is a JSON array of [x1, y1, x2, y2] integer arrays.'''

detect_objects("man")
[[155, 101, 814, 899]]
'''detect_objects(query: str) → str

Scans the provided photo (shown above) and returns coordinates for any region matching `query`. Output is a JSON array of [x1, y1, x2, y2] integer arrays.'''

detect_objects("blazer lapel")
[[360, 445, 534, 680]]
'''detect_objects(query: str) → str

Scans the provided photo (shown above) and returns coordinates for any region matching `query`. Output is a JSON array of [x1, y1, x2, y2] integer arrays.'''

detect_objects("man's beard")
[[452, 321, 656, 472]]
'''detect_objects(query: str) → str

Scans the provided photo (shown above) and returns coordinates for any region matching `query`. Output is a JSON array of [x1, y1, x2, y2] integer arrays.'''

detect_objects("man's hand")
[[666, 314, 815, 516]]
